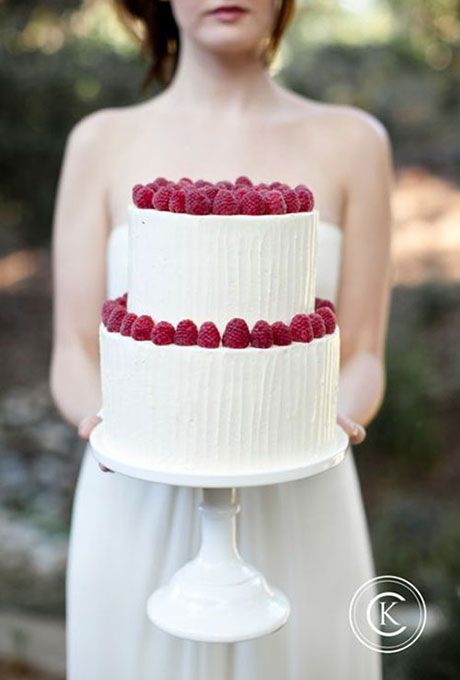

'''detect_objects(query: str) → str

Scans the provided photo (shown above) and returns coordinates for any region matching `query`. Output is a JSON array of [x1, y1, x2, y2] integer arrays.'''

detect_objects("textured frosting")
[[100, 325, 340, 473], [128, 206, 318, 328]]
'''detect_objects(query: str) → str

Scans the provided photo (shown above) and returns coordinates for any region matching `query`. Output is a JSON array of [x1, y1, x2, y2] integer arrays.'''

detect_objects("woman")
[[50, 0, 392, 677]]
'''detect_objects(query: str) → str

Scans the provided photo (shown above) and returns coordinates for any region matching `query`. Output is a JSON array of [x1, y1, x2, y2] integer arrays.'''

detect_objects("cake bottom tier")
[[100, 326, 340, 473]]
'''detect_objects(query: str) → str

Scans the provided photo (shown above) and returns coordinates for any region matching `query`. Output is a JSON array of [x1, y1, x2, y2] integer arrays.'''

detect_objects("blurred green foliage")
[[0, 44, 144, 247], [406, 594, 460, 680], [383, 589, 460, 680], [372, 495, 460, 601], [360, 337, 441, 473], [360, 281, 460, 476], [413, 281, 460, 326], [0, 0, 148, 248]]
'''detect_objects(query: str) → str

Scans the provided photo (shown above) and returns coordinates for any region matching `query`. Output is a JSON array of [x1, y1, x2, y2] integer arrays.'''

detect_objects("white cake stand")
[[90, 424, 348, 642]]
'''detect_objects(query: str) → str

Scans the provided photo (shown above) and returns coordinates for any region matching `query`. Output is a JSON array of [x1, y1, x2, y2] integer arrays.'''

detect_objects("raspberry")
[[198, 321, 221, 348], [179, 177, 193, 186], [169, 187, 186, 213], [131, 315, 154, 341], [152, 321, 175, 345], [222, 318, 250, 348], [250, 320, 274, 348], [317, 307, 336, 334], [175, 319, 198, 345], [309, 313, 326, 338], [290, 313, 314, 343], [152, 176, 168, 188], [254, 183, 269, 191], [204, 185, 219, 203], [271, 321, 292, 345], [144, 177, 168, 193], [115, 293, 127, 307], [216, 180, 233, 190], [269, 181, 284, 190], [185, 189, 212, 215], [195, 179, 211, 188], [264, 190, 287, 215], [153, 185, 173, 211], [315, 297, 336, 314], [282, 189, 300, 213], [296, 187, 314, 212], [132, 185, 154, 209], [120, 312, 137, 336], [239, 191, 265, 215], [235, 176, 253, 187], [101, 299, 116, 326], [234, 186, 249, 203], [213, 189, 238, 215], [107, 305, 126, 332]]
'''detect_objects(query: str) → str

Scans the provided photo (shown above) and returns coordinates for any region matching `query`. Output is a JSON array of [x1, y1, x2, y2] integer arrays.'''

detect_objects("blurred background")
[[0, 0, 459, 677]]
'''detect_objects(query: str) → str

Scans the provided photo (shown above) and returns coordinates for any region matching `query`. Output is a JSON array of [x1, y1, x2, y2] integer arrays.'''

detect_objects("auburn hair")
[[115, 0, 296, 88]]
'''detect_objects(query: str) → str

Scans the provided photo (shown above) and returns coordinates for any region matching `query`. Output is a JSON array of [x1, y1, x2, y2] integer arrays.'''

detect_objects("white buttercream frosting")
[[100, 326, 340, 474], [128, 206, 318, 328]]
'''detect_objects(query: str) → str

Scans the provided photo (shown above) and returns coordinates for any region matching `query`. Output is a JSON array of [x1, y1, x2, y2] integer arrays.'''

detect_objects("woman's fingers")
[[78, 414, 102, 441], [337, 413, 367, 445], [78, 416, 114, 472]]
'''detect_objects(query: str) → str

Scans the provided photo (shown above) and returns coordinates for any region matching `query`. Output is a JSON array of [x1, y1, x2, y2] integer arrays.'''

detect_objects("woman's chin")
[[196, 31, 265, 59]]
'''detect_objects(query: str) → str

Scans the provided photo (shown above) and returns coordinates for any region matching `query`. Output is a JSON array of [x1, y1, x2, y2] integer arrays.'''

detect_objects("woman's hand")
[[78, 414, 101, 440], [78, 415, 113, 473], [337, 413, 366, 446]]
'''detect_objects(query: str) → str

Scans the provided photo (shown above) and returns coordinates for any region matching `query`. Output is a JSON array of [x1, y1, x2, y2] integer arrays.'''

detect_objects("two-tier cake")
[[99, 177, 340, 474]]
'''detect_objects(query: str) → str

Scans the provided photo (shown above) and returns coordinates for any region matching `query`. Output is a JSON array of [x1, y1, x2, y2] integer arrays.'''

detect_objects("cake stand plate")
[[89, 426, 349, 642], [89, 424, 348, 488]]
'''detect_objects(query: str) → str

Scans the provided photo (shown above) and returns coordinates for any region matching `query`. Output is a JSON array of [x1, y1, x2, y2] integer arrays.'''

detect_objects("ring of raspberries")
[[132, 176, 314, 216], [102, 295, 336, 349]]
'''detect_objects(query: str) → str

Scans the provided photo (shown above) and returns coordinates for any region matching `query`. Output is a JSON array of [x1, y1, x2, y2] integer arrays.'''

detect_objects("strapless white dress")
[[66, 221, 382, 680]]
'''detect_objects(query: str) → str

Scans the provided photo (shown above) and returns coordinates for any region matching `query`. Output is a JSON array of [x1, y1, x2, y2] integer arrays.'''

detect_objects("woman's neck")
[[165, 39, 280, 115]]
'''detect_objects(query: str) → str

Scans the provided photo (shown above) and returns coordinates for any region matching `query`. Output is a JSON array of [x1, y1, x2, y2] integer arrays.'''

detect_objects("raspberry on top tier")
[[132, 176, 314, 216]]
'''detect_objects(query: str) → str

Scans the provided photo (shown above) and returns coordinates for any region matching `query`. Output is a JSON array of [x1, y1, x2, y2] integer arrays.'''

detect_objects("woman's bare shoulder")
[[294, 95, 391, 163], [280, 87, 390, 152], [303, 102, 393, 211], [322, 102, 391, 157], [67, 99, 155, 152]]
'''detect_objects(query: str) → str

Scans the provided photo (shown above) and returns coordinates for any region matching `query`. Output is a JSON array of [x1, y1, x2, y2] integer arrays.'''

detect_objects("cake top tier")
[[132, 176, 314, 216], [128, 213, 318, 329], [128, 176, 318, 328]]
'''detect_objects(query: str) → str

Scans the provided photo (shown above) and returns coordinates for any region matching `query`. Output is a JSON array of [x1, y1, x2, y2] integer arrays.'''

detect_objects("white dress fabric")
[[67, 221, 382, 680]]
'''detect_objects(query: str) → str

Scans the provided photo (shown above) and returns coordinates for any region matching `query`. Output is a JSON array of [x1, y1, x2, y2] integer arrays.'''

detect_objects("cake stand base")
[[89, 426, 348, 642], [146, 488, 289, 642]]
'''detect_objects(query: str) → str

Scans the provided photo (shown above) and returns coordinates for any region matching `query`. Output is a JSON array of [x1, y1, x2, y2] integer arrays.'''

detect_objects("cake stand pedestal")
[[90, 425, 348, 643]]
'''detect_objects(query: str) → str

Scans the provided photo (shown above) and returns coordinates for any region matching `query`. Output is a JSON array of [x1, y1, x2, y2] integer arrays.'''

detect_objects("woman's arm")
[[336, 111, 394, 442], [50, 111, 113, 430]]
